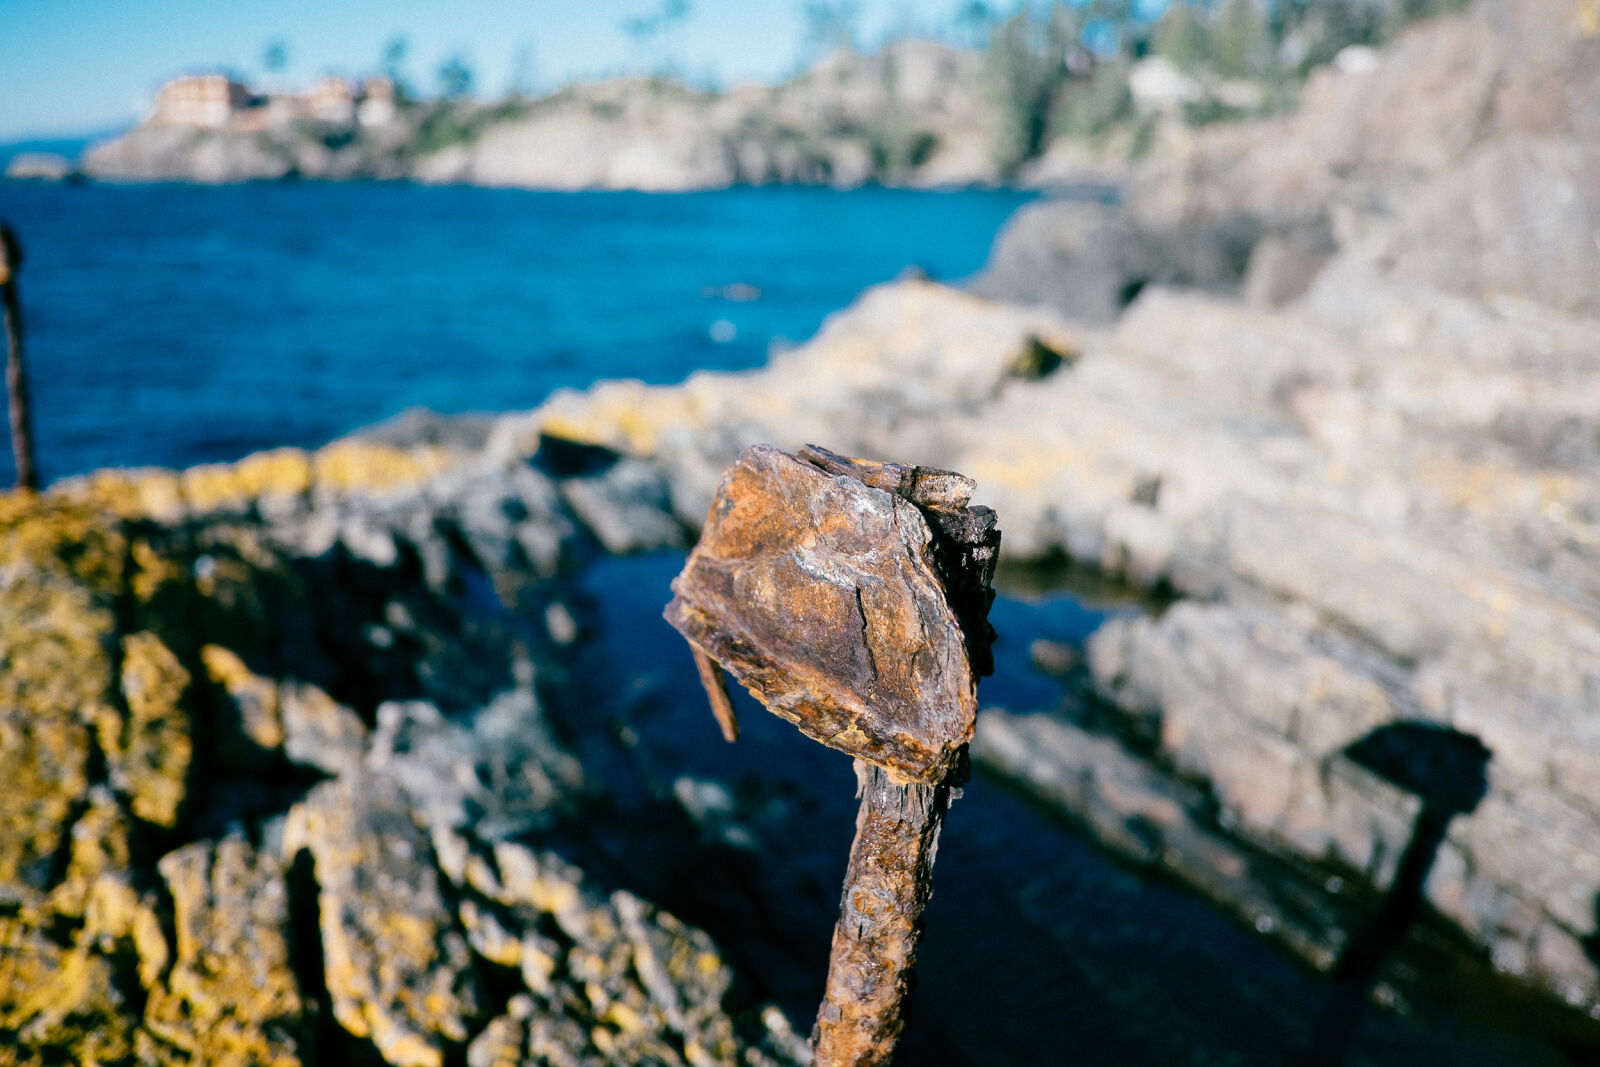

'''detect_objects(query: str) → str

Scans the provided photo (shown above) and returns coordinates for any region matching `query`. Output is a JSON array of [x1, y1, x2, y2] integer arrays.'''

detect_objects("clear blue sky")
[[0, 0, 990, 141]]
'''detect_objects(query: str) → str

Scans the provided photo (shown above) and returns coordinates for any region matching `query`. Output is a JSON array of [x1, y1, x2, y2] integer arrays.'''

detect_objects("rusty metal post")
[[666, 443, 998, 1066], [1, 223, 38, 492]]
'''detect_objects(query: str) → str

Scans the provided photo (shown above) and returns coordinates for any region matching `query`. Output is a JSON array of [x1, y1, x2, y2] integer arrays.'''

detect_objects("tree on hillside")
[[622, 0, 691, 76], [508, 40, 537, 100], [1212, 0, 1274, 77], [438, 52, 476, 101], [1152, 1, 1211, 72], [382, 35, 414, 101], [983, 7, 1076, 173], [799, 1, 862, 59], [262, 38, 289, 79]]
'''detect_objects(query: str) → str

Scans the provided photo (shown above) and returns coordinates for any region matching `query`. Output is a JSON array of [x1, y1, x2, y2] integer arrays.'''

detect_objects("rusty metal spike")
[[664, 443, 999, 1066]]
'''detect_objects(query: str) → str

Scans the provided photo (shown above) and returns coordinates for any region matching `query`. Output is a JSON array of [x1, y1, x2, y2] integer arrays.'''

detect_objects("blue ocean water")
[[0, 181, 1030, 485]]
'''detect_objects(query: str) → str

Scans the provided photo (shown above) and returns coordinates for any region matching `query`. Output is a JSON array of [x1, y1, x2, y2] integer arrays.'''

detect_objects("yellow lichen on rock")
[[182, 447, 314, 514], [0, 908, 140, 1066], [143, 834, 305, 1067], [313, 440, 458, 495], [201, 643, 285, 751], [51, 467, 187, 525], [536, 380, 705, 458], [46, 788, 133, 928], [0, 555, 111, 890], [284, 774, 480, 1067], [111, 631, 193, 828]]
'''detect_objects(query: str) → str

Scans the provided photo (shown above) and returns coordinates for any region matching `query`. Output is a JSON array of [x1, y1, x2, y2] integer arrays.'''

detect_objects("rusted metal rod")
[[666, 443, 998, 1066], [1, 223, 38, 492], [812, 761, 952, 1065]]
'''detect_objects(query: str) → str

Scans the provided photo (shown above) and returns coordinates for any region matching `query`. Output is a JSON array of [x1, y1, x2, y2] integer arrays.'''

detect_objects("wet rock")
[[1089, 604, 1421, 885], [972, 709, 1360, 971]]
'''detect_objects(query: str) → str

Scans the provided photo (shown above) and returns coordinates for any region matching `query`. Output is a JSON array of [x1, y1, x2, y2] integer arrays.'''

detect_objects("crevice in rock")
[[283, 845, 382, 1067]]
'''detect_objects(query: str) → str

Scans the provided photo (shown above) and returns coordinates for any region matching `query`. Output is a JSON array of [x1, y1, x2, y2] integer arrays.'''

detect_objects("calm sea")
[[0, 181, 1030, 485]]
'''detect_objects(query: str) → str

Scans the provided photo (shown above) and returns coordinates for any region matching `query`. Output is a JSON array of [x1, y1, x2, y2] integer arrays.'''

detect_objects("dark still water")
[[569, 552, 1568, 1067], [0, 180, 1030, 484]]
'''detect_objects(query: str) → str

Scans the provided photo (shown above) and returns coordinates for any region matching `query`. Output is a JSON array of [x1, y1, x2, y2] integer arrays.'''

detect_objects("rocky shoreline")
[[3, 0, 1599, 1060], [0, 436, 828, 1066], [75, 43, 1017, 191]]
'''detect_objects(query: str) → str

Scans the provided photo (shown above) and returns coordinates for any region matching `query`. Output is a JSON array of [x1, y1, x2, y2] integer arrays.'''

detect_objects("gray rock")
[[969, 198, 1261, 322], [559, 457, 684, 555], [3, 153, 74, 181]]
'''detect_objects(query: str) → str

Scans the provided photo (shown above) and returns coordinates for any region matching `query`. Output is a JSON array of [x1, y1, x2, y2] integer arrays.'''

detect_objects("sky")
[[0, 0, 990, 142]]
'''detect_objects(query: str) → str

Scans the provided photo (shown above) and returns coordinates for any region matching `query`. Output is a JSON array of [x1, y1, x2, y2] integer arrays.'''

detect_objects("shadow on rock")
[[1302, 721, 1492, 1067]]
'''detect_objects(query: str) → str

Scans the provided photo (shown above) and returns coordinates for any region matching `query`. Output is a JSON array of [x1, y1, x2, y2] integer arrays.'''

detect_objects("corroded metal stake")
[[666, 443, 998, 1066], [1, 223, 37, 492]]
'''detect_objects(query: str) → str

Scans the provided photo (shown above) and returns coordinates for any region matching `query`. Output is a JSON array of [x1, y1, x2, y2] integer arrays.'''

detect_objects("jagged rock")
[[0, 498, 122, 892], [0, 432, 800, 1065], [284, 772, 481, 1067], [0, 909, 142, 1065], [108, 631, 193, 828], [143, 834, 306, 1065], [1087, 603, 1422, 885], [532, 278, 1081, 526], [449, 842, 753, 1067], [367, 690, 582, 843], [518, 173, 1600, 1013], [202, 643, 370, 776], [1384, 136, 1600, 316], [83, 126, 295, 183], [559, 457, 683, 555]]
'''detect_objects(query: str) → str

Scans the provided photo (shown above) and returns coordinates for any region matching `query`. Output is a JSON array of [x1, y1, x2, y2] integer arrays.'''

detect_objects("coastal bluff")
[[80, 42, 1003, 190]]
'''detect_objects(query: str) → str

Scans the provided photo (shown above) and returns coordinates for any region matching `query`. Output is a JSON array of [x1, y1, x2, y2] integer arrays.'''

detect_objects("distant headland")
[[50, 0, 1395, 193]]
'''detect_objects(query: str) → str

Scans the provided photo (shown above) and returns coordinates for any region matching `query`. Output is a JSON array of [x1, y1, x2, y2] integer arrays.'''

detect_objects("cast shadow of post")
[[1300, 721, 1493, 1067]]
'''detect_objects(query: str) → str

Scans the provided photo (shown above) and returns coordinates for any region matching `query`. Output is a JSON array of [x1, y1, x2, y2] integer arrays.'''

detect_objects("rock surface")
[[0, 434, 804, 1065], [505, 0, 1600, 1017], [979, 0, 1600, 318]]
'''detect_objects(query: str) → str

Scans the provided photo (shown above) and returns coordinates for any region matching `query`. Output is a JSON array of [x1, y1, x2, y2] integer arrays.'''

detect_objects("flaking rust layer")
[[664, 442, 996, 786]]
